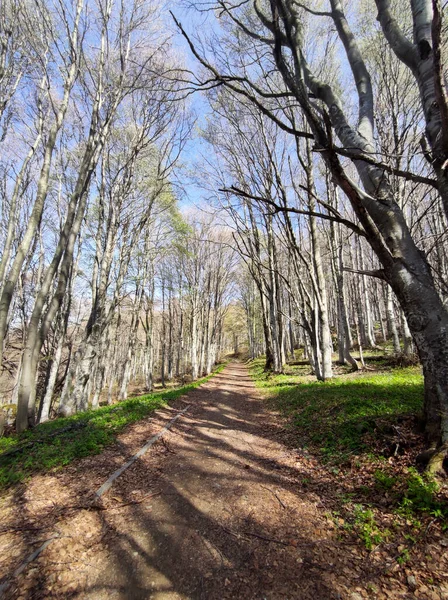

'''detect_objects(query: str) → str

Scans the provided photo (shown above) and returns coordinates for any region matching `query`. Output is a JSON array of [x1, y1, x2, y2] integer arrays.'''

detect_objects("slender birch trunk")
[[0, 0, 83, 355]]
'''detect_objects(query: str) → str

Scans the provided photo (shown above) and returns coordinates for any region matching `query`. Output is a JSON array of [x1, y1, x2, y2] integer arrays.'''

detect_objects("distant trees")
[[0, 0, 235, 432]]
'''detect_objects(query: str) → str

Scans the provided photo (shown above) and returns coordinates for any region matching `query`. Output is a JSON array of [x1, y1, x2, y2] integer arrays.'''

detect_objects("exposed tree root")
[[426, 442, 448, 477]]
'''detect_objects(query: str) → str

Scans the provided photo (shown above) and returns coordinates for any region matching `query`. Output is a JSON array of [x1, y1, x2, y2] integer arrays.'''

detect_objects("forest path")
[[2, 363, 371, 599]]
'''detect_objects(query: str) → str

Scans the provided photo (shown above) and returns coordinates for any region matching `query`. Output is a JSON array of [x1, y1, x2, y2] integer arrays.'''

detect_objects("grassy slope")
[[249, 358, 423, 459], [0, 364, 226, 490], [249, 357, 448, 562], [248, 358, 448, 538]]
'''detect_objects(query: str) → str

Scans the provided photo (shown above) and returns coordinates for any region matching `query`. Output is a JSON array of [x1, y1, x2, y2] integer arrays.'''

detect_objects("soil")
[[0, 362, 447, 599]]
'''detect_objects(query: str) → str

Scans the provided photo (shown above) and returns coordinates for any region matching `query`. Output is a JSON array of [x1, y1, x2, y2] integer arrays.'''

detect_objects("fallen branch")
[[0, 535, 60, 596], [0, 525, 43, 536], [240, 530, 291, 545], [261, 485, 287, 509], [93, 404, 190, 499], [89, 491, 162, 511], [161, 437, 176, 454], [221, 525, 290, 546], [0, 405, 192, 594]]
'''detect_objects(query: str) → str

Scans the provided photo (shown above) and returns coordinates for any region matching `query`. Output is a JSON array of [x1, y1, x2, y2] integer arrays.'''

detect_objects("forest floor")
[[0, 361, 447, 599]]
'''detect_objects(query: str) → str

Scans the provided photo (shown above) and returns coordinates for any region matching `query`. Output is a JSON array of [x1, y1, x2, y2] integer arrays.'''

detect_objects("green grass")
[[249, 358, 424, 460], [249, 358, 448, 545], [0, 363, 226, 490]]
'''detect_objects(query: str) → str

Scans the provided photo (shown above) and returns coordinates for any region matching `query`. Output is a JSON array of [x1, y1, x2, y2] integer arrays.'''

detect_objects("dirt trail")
[[0, 363, 428, 599]]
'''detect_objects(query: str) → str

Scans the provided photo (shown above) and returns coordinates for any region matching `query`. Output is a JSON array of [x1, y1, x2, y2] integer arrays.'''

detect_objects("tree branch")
[[291, 2, 331, 17], [331, 146, 438, 188], [220, 185, 367, 238], [330, 0, 374, 141], [170, 11, 314, 140], [342, 267, 387, 280], [374, 0, 418, 71], [432, 0, 448, 159], [217, 1, 276, 45]]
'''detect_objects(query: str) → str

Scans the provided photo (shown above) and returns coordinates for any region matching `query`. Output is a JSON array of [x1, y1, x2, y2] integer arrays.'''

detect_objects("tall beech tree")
[[175, 0, 448, 470]]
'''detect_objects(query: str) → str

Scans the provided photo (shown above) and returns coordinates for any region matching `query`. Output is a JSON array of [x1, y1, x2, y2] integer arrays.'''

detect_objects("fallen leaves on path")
[[0, 363, 447, 599]]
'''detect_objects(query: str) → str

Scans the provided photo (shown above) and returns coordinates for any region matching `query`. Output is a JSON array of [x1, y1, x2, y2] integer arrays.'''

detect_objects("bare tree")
[[175, 0, 448, 471]]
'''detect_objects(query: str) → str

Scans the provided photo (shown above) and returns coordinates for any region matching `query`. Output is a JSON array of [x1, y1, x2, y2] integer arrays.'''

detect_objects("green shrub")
[[353, 504, 390, 550], [374, 469, 397, 490], [399, 468, 446, 518]]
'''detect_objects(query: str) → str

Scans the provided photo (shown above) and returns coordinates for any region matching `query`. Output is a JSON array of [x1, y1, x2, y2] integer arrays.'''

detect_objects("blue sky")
[[168, 2, 220, 211]]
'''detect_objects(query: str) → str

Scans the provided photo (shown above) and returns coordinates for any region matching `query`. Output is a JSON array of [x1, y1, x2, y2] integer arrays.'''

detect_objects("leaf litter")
[[0, 363, 447, 599]]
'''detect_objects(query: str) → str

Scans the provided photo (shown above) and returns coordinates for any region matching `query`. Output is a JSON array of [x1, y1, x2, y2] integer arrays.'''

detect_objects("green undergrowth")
[[329, 468, 447, 552], [249, 357, 423, 460], [0, 363, 226, 490], [249, 357, 448, 548]]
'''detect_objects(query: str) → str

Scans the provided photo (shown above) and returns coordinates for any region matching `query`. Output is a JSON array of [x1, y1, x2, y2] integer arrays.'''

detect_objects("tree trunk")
[[38, 335, 63, 423], [401, 310, 414, 358], [190, 307, 199, 380], [0, 0, 83, 356], [386, 285, 401, 355]]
